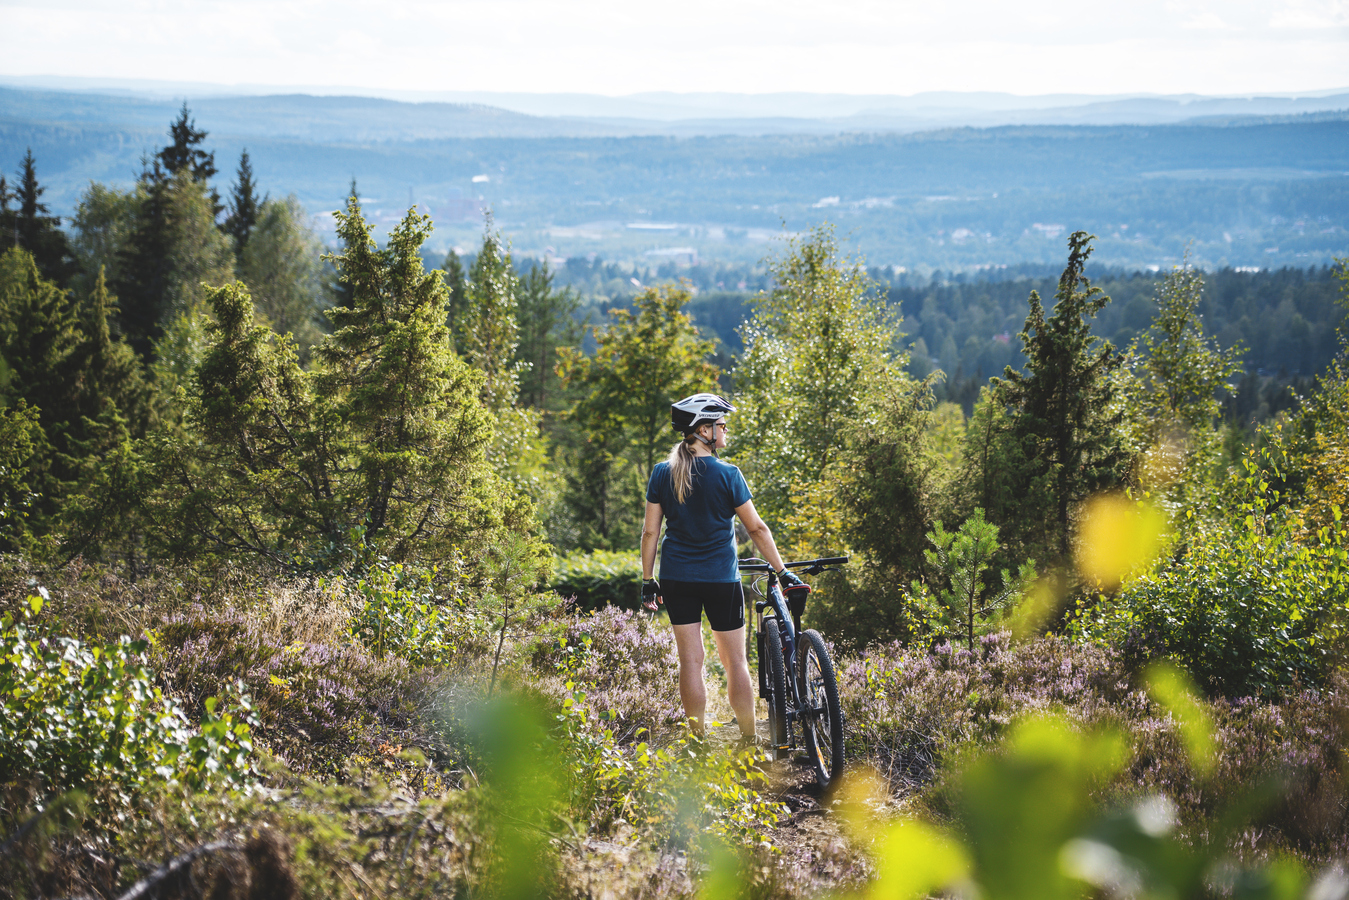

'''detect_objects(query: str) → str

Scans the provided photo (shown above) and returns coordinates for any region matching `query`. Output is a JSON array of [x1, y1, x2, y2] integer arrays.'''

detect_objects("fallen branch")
[[114, 839, 237, 900]]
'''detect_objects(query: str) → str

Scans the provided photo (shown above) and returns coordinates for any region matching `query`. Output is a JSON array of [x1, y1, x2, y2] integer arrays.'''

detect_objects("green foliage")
[[557, 284, 718, 551], [145, 202, 546, 573], [554, 636, 784, 848], [347, 559, 480, 668], [964, 232, 1130, 569], [917, 509, 1035, 651], [1074, 456, 1349, 697], [1121, 263, 1242, 512], [69, 181, 143, 301], [238, 194, 329, 357], [732, 225, 902, 543], [0, 596, 256, 806], [0, 402, 45, 553], [549, 549, 644, 611]]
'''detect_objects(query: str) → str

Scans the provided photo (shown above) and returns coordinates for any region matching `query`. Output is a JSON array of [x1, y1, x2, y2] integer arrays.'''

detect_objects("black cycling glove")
[[641, 578, 662, 607], [777, 569, 808, 593]]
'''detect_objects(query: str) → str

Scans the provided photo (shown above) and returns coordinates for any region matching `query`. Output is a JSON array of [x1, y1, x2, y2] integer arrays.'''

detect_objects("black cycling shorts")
[[661, 580, 746, 632]]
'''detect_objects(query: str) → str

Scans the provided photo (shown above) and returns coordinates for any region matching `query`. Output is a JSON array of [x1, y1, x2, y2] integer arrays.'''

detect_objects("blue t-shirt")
[[646, 456, 753, 582]]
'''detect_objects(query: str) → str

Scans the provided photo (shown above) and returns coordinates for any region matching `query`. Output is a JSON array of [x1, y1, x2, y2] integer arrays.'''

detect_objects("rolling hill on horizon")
[[2, 82, 1348, 272]]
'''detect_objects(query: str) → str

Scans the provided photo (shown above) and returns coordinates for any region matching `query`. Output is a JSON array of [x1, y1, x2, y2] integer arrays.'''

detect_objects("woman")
[[641, 393, 806, 742]]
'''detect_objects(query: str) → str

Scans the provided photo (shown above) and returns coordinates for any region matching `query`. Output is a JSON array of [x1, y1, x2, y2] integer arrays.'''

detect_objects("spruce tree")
[[0, 174, 13, 254], [0, 248, 84, 531], [514, 261, 578, 414], [986, 231, 1130, 567], [116, 116, 233, 358], [223, 149, 263, 259], [10, 150, 73, 286], [157, 103, 219, 212], [442, 247, 468, 349]]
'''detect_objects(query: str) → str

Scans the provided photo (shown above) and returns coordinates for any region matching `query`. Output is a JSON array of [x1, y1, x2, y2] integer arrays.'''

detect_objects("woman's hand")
[[642, 578, 663, 611]]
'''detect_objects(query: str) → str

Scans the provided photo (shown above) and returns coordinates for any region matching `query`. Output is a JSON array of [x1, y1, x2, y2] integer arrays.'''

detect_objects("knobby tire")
[[762, 616, 790, 759], [798, 628, 844, 788]]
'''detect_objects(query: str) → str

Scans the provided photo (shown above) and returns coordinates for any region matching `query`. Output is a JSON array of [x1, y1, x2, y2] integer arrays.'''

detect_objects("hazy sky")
[[3, 0, 1348, 97]]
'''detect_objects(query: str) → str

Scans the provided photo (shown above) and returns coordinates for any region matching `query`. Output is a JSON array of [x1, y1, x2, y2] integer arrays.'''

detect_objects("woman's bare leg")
[[672, 622, 707, 735], [713, 626, 756, 739]]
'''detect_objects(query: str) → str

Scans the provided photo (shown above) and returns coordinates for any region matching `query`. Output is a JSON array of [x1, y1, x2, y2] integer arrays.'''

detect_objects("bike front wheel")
[[761, 616, 790, 759], [797, 628, 844, 787]]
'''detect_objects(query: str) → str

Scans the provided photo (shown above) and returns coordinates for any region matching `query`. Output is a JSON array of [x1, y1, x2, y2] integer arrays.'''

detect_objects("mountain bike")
[[739, 555, 848, 788]]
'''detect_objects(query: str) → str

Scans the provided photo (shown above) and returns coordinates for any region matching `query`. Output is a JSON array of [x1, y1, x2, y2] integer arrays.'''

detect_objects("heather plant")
[[154, 600, 422, 775], [550, 636, 785, 850], [532, 605, 683, 743], [0, 594, 257, 809]]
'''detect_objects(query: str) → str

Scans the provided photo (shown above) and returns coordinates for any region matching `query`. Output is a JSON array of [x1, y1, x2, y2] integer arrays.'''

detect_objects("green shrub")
[[549, 550, 642, 612], [346, 560, 488, 668], [1074, 467, 1349, 697], [0, 595, 256, 806]]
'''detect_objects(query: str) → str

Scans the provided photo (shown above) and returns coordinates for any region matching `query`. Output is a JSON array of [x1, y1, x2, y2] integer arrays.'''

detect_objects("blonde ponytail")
[[666, 437, 699, 504]]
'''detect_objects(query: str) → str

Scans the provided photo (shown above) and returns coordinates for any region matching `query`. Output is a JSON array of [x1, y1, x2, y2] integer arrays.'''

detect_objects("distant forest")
[[3, 85, 1347, 272], [475, 252, 1344, 419]]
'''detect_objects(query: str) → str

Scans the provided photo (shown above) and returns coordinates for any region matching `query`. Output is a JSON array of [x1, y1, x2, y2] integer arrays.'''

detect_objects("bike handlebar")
[[738, 556, 849, 576]]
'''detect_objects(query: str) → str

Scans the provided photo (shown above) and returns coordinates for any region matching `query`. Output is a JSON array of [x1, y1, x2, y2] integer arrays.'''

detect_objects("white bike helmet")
[[671, 393, 735, 434]]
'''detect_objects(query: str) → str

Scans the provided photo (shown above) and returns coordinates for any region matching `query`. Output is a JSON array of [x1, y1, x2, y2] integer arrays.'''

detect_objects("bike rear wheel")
[[798, 629, 844, 787], [761, 616, 790, 759]]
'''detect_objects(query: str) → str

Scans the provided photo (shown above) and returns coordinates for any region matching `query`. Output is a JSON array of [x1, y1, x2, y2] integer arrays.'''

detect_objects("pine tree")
[[223, 149, 263, 259]]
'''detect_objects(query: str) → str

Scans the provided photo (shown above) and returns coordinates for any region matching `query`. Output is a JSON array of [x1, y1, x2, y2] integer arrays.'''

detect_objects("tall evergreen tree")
[[116, 112, 233, 358], [7, 150, 72, 285], [223, 149, 263, 259], [514, 261, 578, 414], [0, 174, 13, 254], [157, 103, 219, 208], [442, 247, 469, 349], [0, 248, 84, 531], [981, 231, 1130, 567]]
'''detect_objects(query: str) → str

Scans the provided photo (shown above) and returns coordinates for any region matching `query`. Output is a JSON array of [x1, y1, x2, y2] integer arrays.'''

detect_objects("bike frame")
[[742, 556, 847, 746]]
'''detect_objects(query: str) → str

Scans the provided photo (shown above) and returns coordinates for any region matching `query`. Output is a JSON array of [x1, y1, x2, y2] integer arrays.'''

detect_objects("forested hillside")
[[2, 106, 1349, 899], [4, 85, 1348, 271]]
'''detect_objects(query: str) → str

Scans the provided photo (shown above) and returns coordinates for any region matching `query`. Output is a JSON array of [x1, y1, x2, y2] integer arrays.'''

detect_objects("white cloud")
[[1, 0, 1346, 95]]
